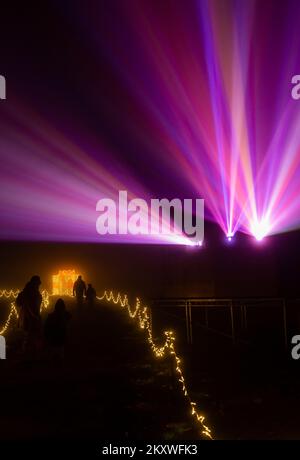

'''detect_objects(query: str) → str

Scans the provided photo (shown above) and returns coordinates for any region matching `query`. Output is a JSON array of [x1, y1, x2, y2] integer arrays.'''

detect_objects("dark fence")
[[150, 297, 300, 350]]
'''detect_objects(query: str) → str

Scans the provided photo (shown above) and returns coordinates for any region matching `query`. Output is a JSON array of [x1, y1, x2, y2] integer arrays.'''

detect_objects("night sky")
[[0, 0, 300, 292]]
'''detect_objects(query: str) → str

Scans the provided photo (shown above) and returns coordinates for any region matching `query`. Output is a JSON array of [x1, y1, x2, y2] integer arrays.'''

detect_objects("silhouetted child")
[[86, 283, 97, 308], [44, 298, 71, 360]]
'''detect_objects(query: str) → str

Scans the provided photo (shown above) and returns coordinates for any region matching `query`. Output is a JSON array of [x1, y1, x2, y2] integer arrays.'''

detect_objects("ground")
[[0, 298, 201, 442], [2, 296, 300, 442]]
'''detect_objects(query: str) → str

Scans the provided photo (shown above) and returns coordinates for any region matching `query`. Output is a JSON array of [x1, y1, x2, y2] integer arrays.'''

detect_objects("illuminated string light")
[[98, 290, 213, 439], [0, 289, 50, 336], [0, 287, 212, 438], [0, 289, 19, 299], [0, 302, 19, 335]]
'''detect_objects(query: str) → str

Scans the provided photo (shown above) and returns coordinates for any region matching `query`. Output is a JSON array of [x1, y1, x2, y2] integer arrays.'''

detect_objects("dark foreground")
[[0, 299, 200, 442], [1, 296, 300, 443]]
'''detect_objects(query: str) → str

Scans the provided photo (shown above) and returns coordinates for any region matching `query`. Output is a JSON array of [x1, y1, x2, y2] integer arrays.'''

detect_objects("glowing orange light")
[[52, 269, 79, 295]]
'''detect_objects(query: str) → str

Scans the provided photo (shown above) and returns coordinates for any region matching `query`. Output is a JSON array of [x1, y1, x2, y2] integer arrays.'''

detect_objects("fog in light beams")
[[1, 0, 300, 244]]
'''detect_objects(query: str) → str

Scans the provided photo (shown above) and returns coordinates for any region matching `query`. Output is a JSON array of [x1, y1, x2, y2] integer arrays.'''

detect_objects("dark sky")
[[0, 1, 180, 196], [0, 1, 300, 292]]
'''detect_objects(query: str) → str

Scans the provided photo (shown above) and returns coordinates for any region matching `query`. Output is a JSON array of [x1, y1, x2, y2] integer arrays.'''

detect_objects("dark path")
[[0, 298, 201, 441], [152, 306, 300, 439]]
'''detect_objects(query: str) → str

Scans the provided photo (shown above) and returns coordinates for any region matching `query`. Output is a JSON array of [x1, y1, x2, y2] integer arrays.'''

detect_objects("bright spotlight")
[[226, 232, 234, 242], [251, 218, 270, 241], [190, 240, 203, 247]]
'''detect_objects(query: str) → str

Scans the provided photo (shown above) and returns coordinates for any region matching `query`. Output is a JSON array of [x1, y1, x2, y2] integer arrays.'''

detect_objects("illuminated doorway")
[[52, 270, 79, 295]]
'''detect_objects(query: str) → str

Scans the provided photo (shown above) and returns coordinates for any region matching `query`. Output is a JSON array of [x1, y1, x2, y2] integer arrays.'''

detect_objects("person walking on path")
[[44, 298, 71, 360], [86, 283, 97, 308], [16, 275, 43, 356], [73, 275, 87, 307]]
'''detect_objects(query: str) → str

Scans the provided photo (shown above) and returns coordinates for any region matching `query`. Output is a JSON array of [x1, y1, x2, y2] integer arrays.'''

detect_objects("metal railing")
[[151, 297, 296, 349]]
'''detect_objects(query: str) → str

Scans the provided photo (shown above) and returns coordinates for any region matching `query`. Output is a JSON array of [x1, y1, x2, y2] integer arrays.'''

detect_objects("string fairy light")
[[0, 302, 19, 335], [0, 286, 212, 438], [0, 289, 50, 335], [98, 290, 213, 439], [0, 289, 19, 299]]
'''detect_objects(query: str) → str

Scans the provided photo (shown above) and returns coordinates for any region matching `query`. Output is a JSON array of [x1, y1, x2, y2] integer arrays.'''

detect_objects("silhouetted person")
[[44, 298, 71, 360], [86, 283, 97, 308], [16, 275, 42, 355], [73, 275, 86, 307]]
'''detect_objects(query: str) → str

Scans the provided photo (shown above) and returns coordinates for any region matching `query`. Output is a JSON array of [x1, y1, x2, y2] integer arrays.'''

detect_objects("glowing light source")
[[226, 232, 234, 242], [251, 218, 270, 242], [52, 270, 79, 295], [189, 240, 203, 247]]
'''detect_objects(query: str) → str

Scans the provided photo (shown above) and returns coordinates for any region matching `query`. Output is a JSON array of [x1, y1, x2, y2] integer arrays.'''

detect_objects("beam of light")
[[0, 103, 192, 245], [250, 217, 271, 242], [85, 0, 300, 240], [226, 231, 234, 242], [2, 1, 300, 243]]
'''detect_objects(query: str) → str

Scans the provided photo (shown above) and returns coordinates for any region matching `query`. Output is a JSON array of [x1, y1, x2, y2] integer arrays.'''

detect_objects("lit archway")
[[52, 270, 79, 295]]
